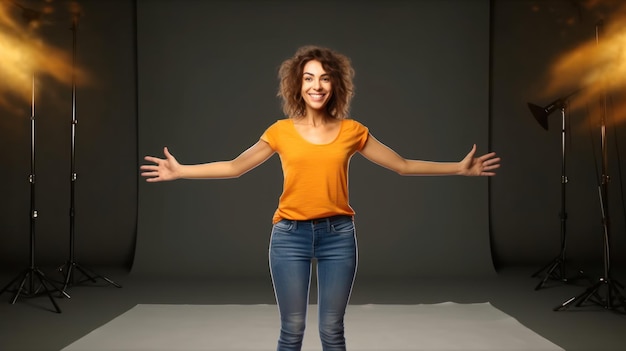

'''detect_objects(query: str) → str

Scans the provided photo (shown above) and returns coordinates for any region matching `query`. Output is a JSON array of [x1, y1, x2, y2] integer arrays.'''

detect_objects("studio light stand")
[[554, 21, 626, 313], [554, 108, 626, 312], [528, 91, 586, 290], [0, 0, 70, 314], [58, 11, 121, 293]]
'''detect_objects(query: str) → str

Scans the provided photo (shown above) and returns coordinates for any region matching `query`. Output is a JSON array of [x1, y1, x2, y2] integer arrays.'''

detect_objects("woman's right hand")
[[141, 146, 181, 182]]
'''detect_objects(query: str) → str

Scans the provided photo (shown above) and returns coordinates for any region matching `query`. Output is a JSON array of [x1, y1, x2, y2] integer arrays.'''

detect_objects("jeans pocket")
[[273, 219, 294, 233], [330, 218, 355, 234]]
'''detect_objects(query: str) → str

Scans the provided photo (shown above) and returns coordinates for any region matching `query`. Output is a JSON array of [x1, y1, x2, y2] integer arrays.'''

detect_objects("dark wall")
[[134, 0, 494, 278], [1, 0, 623, 280]]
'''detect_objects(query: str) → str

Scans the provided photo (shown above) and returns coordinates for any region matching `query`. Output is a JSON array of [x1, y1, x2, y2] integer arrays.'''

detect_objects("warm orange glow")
[[540, 0, 626, 126], [0, 1, 90, 115]]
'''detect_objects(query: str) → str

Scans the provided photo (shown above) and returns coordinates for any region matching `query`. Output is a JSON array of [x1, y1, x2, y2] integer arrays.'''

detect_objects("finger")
[[489, 157, 500, 164], [144, 156, 164, 164], [143, 173, 165, 181], [483, 164, 500, 171], [484, 157, 501, 167], [481, 161, 501, 173], [467, 144, 477, 158], [141, 170, 159, 177], [164, 146, 173, 159], [477, 152, 497, 162], [140, 165, 158, 171]]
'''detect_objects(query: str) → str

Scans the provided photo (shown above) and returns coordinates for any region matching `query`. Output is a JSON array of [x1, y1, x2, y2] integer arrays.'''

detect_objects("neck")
[[297, 109, 331, 126]]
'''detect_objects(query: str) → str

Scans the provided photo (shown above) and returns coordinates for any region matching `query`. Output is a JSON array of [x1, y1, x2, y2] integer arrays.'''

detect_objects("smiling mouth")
[[308, 93, 326, 101]]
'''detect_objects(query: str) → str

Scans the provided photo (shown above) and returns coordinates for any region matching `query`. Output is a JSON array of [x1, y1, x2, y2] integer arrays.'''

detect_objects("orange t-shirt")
[[261, 118, 369, 223]]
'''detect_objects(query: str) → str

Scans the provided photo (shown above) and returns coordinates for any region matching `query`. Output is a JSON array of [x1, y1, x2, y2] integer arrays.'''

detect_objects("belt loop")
[[293, 219, 298, 231], [326, 217, 331, 232]]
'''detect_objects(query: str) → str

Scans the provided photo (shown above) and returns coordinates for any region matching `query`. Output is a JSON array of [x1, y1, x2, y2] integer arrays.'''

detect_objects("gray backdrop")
[[134, 0, 494, 278], [0, 0, 624, 281]]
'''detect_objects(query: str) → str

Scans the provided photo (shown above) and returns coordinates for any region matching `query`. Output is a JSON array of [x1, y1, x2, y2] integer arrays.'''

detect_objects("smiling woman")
[[140, 44, 500, 351]]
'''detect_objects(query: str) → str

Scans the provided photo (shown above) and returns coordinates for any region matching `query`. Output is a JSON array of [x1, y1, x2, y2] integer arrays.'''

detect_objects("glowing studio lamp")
[[527, 99, 566, 130], [527, 90, 580, 130]]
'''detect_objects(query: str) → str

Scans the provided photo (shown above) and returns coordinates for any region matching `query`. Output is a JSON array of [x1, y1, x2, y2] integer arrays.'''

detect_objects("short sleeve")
[[348, 119, 369, 151], [260, 120, 280, 150]]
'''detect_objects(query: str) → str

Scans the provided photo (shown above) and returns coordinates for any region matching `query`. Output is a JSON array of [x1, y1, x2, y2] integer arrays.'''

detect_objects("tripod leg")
[[36, 268, 70, 299], [61, 262, 122, 290], [575, 281, 604, 307], [75, 264, 122, 288], [61, 263, 73, 292], [34, 271, 62, 313], [10, 273, 30, 304], [554, 280, 602, 311], [61, 262, 95, 292], [0, 269, 28, 296], [531, 259, 554, 278], [554, 296, 576, 312], [535, 260, 559, 290], [74, 264, 99, 284]]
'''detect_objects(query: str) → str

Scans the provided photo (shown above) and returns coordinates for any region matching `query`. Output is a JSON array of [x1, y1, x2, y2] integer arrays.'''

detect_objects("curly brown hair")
[[277, 46, 355, 119]]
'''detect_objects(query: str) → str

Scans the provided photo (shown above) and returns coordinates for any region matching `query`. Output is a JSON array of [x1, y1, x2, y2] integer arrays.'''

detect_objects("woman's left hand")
[[459, 144, 500, 176]]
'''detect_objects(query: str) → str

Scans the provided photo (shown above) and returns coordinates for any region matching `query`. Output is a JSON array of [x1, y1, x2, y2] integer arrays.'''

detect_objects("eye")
[[322, 76, 331, 82], [304, 76, 313, 82]]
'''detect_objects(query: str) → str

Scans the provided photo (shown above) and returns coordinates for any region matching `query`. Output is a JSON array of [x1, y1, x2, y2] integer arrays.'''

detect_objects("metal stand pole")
[[0, 74, 70, 313], [554, 20, 625, 313], [58, 12, 121, 293], [554, 117, 626, 312], [532, 106, 586, 289]]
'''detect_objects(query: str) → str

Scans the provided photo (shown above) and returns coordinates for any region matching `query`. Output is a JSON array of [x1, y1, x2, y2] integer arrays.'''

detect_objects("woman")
[[141, 45, 500, 351]]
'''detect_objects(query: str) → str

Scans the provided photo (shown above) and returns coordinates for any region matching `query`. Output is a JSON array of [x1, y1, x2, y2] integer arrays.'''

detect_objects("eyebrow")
[[303, 72, 330, 77]]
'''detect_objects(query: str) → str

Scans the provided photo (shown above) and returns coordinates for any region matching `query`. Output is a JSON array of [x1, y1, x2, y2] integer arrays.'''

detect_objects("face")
[[301, 60, 332, 112]]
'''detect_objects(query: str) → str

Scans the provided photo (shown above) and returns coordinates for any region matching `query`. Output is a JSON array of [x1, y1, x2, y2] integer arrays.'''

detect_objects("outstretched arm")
[[359, 134, 500, 176], [140, 140, 275, 182]]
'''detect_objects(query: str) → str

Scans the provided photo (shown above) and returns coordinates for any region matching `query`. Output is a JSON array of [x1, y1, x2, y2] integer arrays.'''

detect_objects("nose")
[[313, 79, 322, 90]]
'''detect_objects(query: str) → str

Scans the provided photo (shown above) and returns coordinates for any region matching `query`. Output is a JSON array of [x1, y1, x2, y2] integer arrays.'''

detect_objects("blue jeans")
[[269, 215, 358, 351]]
